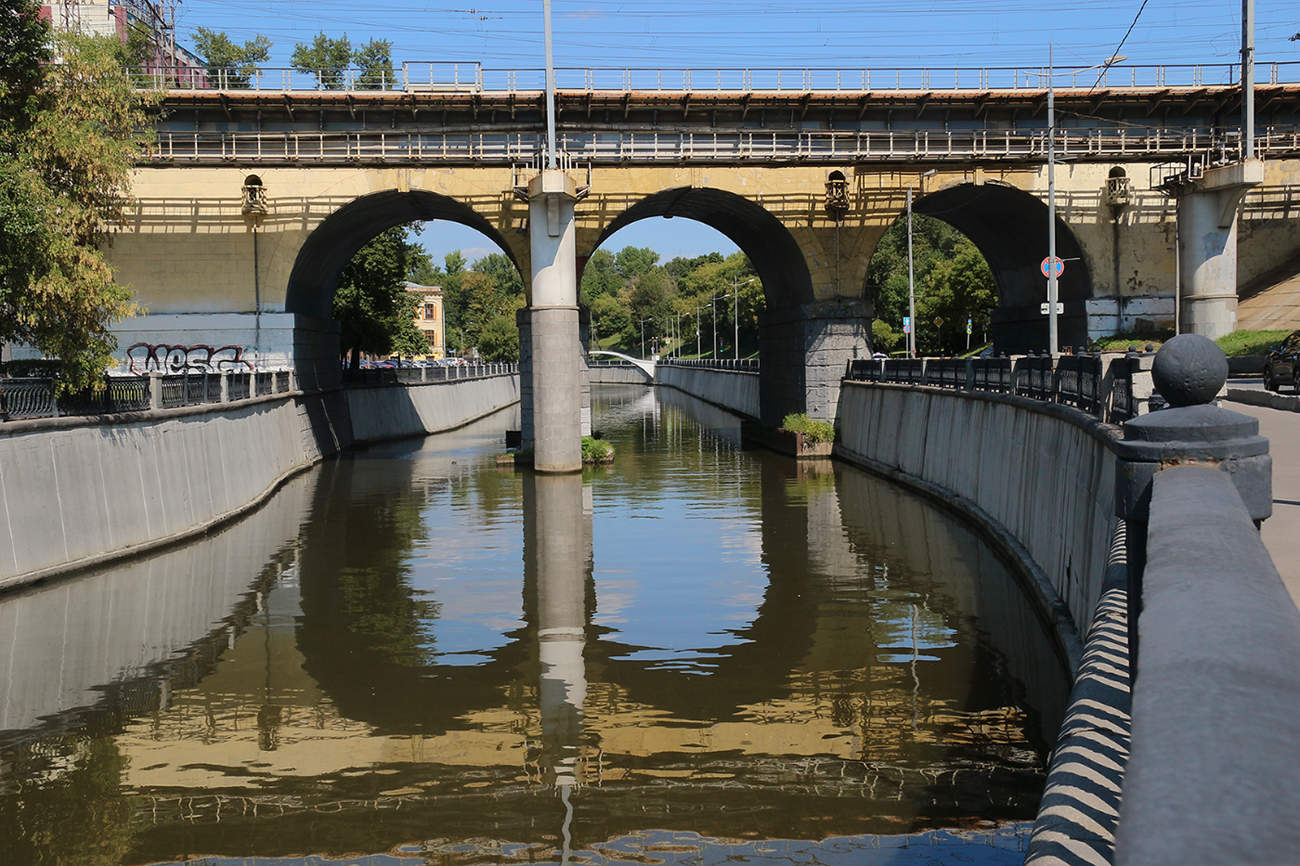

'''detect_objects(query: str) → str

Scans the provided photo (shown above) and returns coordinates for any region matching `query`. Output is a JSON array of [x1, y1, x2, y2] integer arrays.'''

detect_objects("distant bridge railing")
[[143, 126, 1300, 166], [131, 61, 1300, 93], [846, 351, 1151, 423], [341, 362, 517, 387], [659, 358, 759, 372], [0, 370, 295, 422]]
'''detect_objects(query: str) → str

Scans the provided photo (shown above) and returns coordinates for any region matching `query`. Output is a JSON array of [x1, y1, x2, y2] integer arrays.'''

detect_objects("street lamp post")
[[638, 317, 648, 358], [710, 292, 720, 359], [731, 275, 755, 360], [906, 170, 937, 359]]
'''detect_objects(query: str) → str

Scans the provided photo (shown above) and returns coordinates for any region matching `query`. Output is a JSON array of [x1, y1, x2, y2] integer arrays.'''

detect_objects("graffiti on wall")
[[126, 343, 256, 375]]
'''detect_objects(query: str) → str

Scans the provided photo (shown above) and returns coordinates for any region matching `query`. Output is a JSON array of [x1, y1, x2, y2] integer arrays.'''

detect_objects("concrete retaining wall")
[[588, 366, 653, 385], [0, 374, 519, 592], [835, 381, 1122, 665], [346, 374, 521, 443], [656, 365, 760, 420]]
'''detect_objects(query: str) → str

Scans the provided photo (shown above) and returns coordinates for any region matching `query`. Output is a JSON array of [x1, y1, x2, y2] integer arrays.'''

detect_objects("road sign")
[[1041, 256, 1065, 278], [1040, 302, 1065, 315], [966, 318, 972, 335], [902, 316, 912, 334], [933, 316, 944, 327]]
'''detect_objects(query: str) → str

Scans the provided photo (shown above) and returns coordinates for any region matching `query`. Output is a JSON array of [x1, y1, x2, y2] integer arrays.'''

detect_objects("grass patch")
[[1215, 329, 1292, 357], [581, 436, 615, 464], [780, 413, 836, 444], [1089, 330, 1172, 352]]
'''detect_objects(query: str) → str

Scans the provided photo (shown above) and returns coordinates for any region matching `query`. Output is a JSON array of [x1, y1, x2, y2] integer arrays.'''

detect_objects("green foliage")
[[871, 318, 902, 351], [477, 313, 520, 361], [0, 23, 148, 392], [780, 413, 836, 443], [334, 225, 422, 367], [865, 214, 997, 355], [581, 436, 615, 463], [353, 38, 395, 89], [113, 21, 154, 71], [291, 32, 353, 89], [615, 246, 659, 280], [1215, 329, 1292, 357], [579, 248, 620, 301], [1089, 332, 1170, 352], [192, 28, 271, 87]]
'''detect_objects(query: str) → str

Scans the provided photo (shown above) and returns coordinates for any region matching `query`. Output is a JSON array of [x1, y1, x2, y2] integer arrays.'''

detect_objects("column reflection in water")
[[522, 470, 594, 861]]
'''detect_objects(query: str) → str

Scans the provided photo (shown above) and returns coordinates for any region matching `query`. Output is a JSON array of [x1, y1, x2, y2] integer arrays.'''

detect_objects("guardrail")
[[0, 370, 294, 422], [142, 126, 1300, 166], [658, 358, 759, 372], [131, 61, 1300, 93], [341, 362, 517, 386], [846, 352, 1145, 423]]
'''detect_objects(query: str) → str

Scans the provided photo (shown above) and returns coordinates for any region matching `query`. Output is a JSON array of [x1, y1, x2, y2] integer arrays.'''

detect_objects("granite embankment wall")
[[835, 380, 1121, 666], [654, 365, 760, 420], [0, 374, 519, 592], [587, 366, 652, 385]]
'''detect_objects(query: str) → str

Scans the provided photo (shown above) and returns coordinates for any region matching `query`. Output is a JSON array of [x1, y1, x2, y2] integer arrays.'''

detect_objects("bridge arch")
[[285, 189, 527, 320], [580, 186, 815, 311], [908, 181, 1094, 352]]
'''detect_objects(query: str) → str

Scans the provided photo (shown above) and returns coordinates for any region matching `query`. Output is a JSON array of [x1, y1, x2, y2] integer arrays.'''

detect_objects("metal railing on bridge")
[[144, 125, 1300, 166], [0, 370, 295, 422], [658, 358, 760, 372], [131, 61, 1300, 93], [845, 352, 1145, 423], [341, 362, 517, 386]]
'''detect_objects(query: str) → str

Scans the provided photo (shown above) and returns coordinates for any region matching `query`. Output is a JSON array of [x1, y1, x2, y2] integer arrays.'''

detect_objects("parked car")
[[1264, 330, 1300, 392]]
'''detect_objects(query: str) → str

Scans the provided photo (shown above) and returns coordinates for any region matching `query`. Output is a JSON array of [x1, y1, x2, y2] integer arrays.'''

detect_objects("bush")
[[779, 413, 836, 444], [581, 436, 614, 463]]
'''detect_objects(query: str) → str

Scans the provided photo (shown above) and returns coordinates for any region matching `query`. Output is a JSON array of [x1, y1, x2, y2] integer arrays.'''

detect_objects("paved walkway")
[[1224, 400, 1300, 611]]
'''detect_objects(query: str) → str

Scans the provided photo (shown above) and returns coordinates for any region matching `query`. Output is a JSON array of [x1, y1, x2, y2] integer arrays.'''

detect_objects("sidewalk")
[[1224, 399, 1300, 611]]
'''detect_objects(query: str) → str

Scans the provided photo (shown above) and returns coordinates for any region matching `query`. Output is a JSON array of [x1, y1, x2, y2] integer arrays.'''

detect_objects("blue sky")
[[173, 0, 1299, 263]]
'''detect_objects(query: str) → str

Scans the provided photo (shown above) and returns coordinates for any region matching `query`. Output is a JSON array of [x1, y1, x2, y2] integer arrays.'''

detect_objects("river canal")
[[0, 385, 1069, 865]]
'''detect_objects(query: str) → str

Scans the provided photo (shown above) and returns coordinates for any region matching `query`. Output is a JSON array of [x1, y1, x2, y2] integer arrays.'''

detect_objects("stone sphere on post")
[[1152, 334, 1228, 407]]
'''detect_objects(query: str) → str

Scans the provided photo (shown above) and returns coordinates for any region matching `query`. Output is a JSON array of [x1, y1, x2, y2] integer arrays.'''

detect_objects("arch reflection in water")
[[0, 394, 1064, 865]]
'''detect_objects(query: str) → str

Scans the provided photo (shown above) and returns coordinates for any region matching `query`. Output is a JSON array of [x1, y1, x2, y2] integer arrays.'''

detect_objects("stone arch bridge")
[[109, 67, 1300, 457]]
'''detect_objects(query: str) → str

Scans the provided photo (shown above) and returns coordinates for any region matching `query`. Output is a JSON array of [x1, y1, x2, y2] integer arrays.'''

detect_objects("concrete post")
[[148, 372, 163, 410], [1175, 160, 1263, 339], [287, 369, 297, 392], [219, 371, 230, 403], [526, 169, 583, 472], [1114, 334, 1270, 676]]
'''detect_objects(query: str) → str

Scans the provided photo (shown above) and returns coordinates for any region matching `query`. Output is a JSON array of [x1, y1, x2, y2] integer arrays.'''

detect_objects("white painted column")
[[527, 170, 583, 472], [1176, 160, 1263, 339]]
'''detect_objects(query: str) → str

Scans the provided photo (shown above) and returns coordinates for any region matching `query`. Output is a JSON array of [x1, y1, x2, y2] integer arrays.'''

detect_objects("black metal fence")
[[658, 358, 760, 371], [846, 353, 1142, 422], [341, 362, 518, 386], [0, 370, 295, 422]]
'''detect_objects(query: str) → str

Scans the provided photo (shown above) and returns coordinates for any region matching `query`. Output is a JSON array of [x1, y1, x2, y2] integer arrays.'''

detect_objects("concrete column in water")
[[1176, 159, 1262, 339], [759, 299, 870, 426], [527, 169, 583, 472]]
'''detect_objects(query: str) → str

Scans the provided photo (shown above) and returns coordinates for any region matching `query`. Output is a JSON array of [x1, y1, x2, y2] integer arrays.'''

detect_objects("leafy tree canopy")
[[193, 28, 271, 88], [334, 225, 423, 368], [0, 15, 149, 391], [353, 38, 395, 89], [291, 32, 353, 89]]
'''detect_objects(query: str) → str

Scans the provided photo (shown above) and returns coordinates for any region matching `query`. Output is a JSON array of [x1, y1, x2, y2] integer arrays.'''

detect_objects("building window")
[[425, 304, 438, 321]]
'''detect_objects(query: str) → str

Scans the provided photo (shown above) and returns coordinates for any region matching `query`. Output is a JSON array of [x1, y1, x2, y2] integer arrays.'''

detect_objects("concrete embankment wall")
[[588, 366, 653, 385], [655, 366, 760, 420], [0, 375, 519, 592], [835, 381, 1121, 664]]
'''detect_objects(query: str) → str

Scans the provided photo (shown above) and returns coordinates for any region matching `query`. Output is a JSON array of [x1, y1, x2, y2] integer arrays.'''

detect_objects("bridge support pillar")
[[760, 299, 869, 426], [524, 170, 583, 473], [1175, 160, 1263, 339]]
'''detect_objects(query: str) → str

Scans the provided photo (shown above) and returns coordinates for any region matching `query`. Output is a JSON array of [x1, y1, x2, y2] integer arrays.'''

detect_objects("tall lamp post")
[[906, 169, 938, 359], [728, 275, 756, 360]]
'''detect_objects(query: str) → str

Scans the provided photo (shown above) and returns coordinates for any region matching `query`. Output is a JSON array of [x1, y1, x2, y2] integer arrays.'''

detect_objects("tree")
[[291, 32, 353, 89], [580, 248, 621, 302], [478, 313, 520, 361], [0, 18, 146, 392], [333, 226, 421, 369], [615, 246, 659, 281], [590, 294, 631, 347], [353, 38, 396, 89], [192, 28, 271, 88]]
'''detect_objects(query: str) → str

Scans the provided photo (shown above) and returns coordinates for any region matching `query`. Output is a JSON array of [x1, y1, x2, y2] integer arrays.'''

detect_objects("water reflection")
[[0, 391, 1067, 865]]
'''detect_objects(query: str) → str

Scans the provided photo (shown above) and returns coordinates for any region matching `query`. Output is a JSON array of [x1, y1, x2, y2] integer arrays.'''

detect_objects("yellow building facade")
[[404, 282, 445, 361]]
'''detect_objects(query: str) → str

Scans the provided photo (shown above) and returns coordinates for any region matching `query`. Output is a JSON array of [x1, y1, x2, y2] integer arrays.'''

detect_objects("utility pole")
[[1047, 43, 1059, 356], [543, 0, 557, 169], [710, 293, 718, 359], [906, 186, 916, 359], [1243, 0, 1255, 160]]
